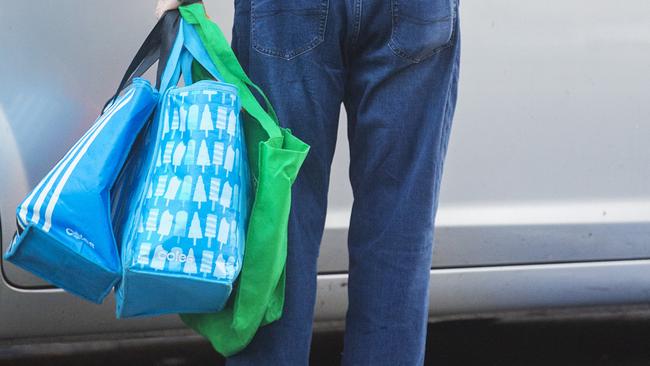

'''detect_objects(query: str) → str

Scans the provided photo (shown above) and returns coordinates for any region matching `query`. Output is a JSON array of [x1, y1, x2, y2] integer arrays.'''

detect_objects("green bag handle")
[[179, 4, 281, 137], [177, 4, 310, 357]]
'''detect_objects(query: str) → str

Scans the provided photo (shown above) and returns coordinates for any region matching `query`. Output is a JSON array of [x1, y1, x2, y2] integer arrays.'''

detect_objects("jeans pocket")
[[388, 0, 457, 63], [251, 0, 329, 60]]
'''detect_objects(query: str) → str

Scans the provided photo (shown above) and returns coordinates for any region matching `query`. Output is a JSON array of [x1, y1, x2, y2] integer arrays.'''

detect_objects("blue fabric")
[[114, 19, 252, 318], [5, 79, 158, 303], [226, 0, 460, 364], [161, 20, 224, 92]]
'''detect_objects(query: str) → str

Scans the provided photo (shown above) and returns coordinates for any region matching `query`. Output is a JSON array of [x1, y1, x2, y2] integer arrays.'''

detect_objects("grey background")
[[0, 0, 648, 343]]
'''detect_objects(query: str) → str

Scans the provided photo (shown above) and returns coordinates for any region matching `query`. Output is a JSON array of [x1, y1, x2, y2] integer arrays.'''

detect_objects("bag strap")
[[180, 50, 195, 86], [182, 21, 225, 83], [179, 4, 282, 139], [158, 20, 187, 93], [158, 19, 227, 92], [103, 10, 181, 111]]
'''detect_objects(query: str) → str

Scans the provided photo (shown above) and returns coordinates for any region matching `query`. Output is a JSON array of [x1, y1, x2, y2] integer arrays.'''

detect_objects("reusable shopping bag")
[[113, 17, 253, 318], [177, 4, 310, 356], [4, 67, 159, 304], [3, 10, 184, 304]]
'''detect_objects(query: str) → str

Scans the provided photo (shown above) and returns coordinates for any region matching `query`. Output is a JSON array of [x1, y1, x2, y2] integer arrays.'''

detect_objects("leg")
[[226, 0, 346, 364], [341, 1, 461, 364]]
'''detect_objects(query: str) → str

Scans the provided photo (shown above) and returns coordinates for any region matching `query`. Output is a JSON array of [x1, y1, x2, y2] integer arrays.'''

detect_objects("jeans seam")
[[351, 0, 362, 47], [433, 42, 460, 210]]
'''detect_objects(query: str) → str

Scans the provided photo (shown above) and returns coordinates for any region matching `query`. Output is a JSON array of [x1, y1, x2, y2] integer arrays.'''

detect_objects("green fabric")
[[178, 4, 310, 357]]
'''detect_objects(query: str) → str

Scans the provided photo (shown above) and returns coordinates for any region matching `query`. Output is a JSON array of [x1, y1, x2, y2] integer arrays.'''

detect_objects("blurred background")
[[0, 0, 649, 364]]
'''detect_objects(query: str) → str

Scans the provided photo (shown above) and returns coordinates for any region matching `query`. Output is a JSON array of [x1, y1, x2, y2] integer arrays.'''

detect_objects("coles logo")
[[65, 227, 95, 249], [158, 250, 195, 263]]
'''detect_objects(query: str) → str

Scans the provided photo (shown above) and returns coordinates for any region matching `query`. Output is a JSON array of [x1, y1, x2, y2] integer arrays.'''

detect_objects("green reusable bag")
[[178, 4, 310, 356]]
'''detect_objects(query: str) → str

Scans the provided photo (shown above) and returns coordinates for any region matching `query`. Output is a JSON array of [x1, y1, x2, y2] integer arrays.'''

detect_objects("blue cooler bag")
[[114, 19, 252, 317], [3, 11, 183, 304], [4, 78, 158, 304]]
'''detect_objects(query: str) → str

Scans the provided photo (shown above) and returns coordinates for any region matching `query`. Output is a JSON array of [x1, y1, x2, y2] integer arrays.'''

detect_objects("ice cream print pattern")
[[132, 87, 249, 280]]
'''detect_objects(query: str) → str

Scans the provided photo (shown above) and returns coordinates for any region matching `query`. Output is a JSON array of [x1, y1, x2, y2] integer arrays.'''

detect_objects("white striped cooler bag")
[[4, 11, 182, 304], [4, 80, 158, 304]]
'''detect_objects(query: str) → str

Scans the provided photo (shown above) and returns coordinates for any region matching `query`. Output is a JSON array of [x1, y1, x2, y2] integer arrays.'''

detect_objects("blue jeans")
[[228, 0, 460, 364]]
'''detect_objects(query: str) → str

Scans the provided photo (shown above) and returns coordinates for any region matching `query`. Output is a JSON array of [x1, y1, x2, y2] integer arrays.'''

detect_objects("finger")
[[155, 0, 181, 19]]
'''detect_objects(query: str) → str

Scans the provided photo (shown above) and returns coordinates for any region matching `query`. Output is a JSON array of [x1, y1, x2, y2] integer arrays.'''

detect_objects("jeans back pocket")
[[251, 0, 329, 60], [388, 0, 457, 63]]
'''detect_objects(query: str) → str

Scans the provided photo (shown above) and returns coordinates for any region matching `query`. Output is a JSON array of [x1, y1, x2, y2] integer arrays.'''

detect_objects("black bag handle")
[[102, 9, 181, 111]]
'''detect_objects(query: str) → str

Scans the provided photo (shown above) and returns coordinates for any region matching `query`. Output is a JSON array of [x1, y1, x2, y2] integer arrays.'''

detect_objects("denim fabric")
[[228, 0, 460, 364]]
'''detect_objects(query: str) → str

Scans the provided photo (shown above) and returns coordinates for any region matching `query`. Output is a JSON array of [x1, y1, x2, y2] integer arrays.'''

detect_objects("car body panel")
[[1, 0, 649, 342]]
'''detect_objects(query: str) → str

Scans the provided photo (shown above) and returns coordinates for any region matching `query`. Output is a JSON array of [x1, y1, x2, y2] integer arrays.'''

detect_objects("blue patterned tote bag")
[[114, 18, 252, 317]]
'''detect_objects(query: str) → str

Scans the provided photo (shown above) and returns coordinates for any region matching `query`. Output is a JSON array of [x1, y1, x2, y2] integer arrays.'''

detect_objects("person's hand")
[[155, 0, 181, 19]]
